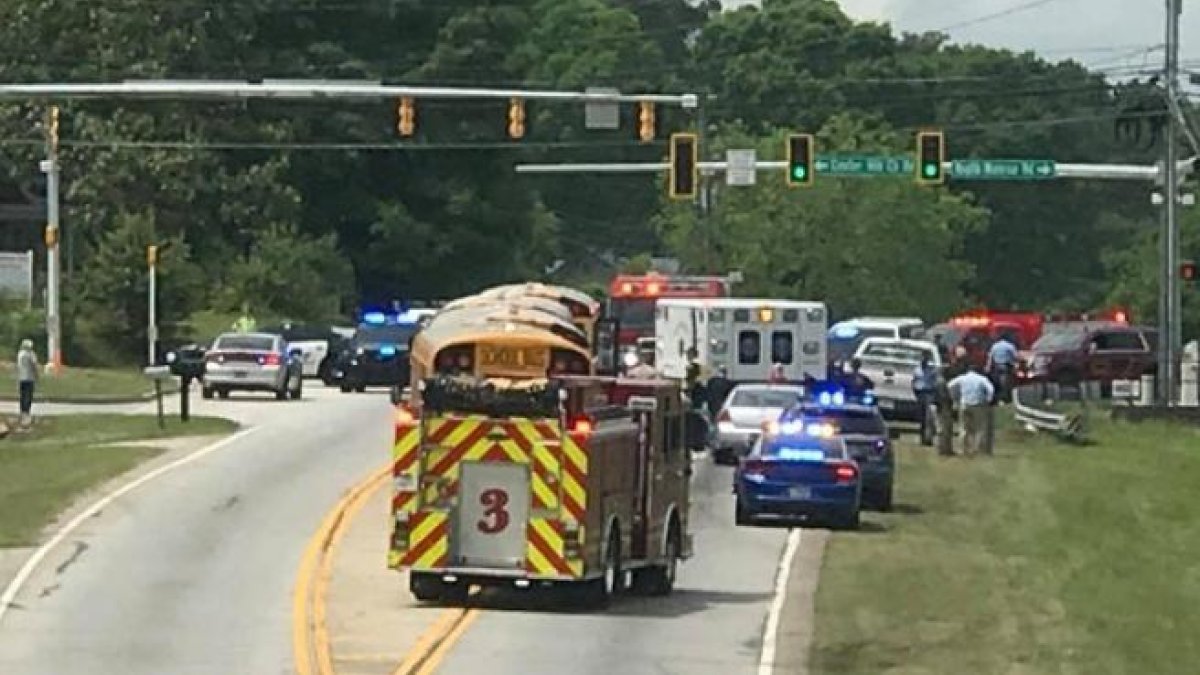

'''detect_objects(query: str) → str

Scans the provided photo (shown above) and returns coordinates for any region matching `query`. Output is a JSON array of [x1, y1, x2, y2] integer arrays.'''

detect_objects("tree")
[[220, 224, 354, 323]]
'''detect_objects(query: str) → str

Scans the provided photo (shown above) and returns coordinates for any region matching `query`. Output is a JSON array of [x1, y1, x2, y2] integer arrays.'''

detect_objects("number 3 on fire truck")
[[477, 488, 510, 534]]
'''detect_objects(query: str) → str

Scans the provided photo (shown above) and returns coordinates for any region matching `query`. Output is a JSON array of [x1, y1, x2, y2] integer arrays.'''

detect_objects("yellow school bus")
[[408, 304, 593, 409], [473, 283, 601, 347]]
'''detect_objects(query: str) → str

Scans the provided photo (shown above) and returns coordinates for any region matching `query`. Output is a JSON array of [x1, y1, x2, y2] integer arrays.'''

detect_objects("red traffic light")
[[1182, 260, 1197, 281]]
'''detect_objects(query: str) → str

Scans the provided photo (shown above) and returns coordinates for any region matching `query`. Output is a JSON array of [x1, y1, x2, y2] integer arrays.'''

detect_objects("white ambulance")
[[654, 298, 828, 382]]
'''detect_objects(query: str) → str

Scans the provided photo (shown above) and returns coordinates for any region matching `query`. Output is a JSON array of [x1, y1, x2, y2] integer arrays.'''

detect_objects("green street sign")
[[950, 159, 1056, 181], [814, 154, 914, 177]]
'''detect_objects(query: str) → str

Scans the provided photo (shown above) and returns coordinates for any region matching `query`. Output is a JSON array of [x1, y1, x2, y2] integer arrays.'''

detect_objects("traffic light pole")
[[1161, 0, 1184, 405]]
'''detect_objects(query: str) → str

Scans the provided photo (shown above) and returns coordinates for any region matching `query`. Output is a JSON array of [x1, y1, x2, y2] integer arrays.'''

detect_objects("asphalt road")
[[434, 455, 793, 675], [0, 385, 394, 675]]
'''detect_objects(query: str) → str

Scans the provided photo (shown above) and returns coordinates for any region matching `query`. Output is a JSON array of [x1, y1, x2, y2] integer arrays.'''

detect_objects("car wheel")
[[340, 383, 353, 393], [409, 572, 443, 602], [318, 358, 334, 385], [735, 497, 754, 526], [217, 388, 230, 400], [355, 385, 367, 393], [837, 507, 861, 531], [290, 376, 303, 400], [876, 487, 894, 512], [201, 386, 214, 400], [275, 378, 289, 401]]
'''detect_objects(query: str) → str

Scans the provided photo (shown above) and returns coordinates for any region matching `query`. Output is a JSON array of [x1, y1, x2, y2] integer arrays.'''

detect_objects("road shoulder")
[[772, 527, 829, 675]]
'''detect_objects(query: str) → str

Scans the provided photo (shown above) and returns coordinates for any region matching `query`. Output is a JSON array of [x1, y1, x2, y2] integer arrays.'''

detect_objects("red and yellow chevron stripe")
[[389, 413, 591, 579]]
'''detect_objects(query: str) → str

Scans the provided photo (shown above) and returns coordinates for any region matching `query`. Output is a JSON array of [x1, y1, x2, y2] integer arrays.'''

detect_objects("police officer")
[[911, 353, 938, 446], [232, 302, 257, 333], [986, 335, 1018, 404], [706, 366, 733, 417]]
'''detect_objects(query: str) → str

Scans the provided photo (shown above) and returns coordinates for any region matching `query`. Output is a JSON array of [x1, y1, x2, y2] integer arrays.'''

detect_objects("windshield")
[[214, 335, 275, 352], [611, 298, 656, 330], [1033, 330, 1084, 351], [730, 387, 804, 409], [828, 328, 895, 362], [859, 342, 935, 365], [354, 325, 418, 345], [796, 407, 887, 435]]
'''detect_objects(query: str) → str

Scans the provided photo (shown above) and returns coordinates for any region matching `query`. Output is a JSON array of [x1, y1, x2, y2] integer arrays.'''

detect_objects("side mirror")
[[889, 428, 902, 440]]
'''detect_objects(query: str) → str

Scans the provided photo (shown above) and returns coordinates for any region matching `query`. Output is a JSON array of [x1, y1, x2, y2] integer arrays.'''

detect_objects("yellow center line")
[[294, 463, 392, 675], [391, 607, 481, 675]]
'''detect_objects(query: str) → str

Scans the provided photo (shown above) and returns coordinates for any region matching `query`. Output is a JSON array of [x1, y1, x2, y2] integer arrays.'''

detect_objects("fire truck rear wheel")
[[583, 529, 622, 609], [632, 524, 679, 596]]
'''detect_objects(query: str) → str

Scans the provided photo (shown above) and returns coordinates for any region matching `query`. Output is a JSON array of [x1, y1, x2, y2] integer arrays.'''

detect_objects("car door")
[[1096, 330, 1148, 381]]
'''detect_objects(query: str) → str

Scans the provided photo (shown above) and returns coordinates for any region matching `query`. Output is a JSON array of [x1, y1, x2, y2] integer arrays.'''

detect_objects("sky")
[[723, 0, 1200, 77]]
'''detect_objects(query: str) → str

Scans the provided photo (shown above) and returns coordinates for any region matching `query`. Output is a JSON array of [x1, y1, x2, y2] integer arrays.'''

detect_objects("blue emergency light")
[[362, 311, 388, 325], [830, 324, 860, 339], [379, 344, 398, 357]]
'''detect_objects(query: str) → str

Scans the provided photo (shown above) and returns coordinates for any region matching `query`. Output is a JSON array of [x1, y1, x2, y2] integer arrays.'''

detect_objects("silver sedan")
[[712, 383, 805, 464], [202, 332, 304, 400]]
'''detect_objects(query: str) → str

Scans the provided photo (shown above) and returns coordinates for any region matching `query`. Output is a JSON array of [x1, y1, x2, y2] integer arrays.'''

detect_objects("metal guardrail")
[[1012, 384, 1086, 441]]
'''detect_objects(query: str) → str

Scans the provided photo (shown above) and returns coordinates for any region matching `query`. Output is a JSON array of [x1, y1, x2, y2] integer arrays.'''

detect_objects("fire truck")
[[607, 273, 732, 365], [388, 300, 693, 608], [931, 307, 1132, 368]]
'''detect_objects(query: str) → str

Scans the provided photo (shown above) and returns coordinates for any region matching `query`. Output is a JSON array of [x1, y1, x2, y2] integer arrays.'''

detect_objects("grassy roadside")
[[811, 415, 1200, 674], [0, 365, 179, 402], [0, 414, 238, 547]]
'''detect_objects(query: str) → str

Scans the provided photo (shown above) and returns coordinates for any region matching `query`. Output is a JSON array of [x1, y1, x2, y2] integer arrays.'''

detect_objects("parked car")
[[734, 434, 861, 529], [1026, 323, 1157, 385], [202, 332, 304, 400], [778, 399, 899, 511], [261, 323, 348, 382], [851, 337, 941, 422], [712, 383, 805, 464]]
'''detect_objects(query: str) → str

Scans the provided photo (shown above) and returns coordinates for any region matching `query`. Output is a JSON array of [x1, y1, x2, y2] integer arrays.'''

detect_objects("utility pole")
[[147, 245, 158, 366], [40, 105, 62, 373], [1161, 0, 1183, 405]]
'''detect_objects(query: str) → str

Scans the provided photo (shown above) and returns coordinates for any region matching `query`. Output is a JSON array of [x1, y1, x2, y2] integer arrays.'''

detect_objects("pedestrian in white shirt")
[[947, 364, 995, 456], [16, 339, 39, 427]]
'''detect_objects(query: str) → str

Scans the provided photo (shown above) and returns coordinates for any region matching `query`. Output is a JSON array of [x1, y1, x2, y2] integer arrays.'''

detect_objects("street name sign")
[[950, 159, 1057, 181], [814, 154, 913, 177]]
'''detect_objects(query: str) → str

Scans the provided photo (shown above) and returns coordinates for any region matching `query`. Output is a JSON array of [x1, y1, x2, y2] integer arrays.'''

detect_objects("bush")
[[0, 304, 46, 360]]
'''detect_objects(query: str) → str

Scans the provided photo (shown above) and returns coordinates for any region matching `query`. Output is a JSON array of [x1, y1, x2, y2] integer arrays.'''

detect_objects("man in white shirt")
[[947, 365, 996, 455]]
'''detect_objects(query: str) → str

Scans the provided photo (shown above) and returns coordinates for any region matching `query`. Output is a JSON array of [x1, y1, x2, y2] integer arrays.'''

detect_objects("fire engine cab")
[[607, 273, 731, 365]]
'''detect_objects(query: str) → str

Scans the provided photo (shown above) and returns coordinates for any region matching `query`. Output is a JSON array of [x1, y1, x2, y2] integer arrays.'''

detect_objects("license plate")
[[877, 398, 894, 409], [789, 486, 811, 499], [233, 371, 248, 379]]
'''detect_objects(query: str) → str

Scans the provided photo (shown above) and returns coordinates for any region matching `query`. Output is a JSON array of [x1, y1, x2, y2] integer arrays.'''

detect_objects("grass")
[[811, 413, 1200, 675], [0, 365, 179, 402], [0, 414, 238, 547]]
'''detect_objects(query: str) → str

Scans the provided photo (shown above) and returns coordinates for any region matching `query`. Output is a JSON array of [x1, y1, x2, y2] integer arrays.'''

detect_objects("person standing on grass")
[[16, 339, 39, 427], [947, 364, 996, 456]]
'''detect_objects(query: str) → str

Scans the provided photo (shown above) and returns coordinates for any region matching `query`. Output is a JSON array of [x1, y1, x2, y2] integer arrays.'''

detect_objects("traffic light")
[[638, 101, 656, 143], [507, 97, 526, 140], [668, 132, 698, 200], [916, 130, 945, 185], [1183, 260, 1197, 282], [397, 97, 415, 137], [786, 133, 814, 187]]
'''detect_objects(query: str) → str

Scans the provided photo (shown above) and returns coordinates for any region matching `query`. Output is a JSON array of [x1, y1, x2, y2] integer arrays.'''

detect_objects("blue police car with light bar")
[[734, 425, 862, 530], [779, 384, 898, 511], [332, 308, 433, 394]]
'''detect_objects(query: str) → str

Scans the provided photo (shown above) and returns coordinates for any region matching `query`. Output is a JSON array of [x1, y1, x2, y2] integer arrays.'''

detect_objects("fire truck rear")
[[388, 375, 693, 607], [607, 273, 731, 366]]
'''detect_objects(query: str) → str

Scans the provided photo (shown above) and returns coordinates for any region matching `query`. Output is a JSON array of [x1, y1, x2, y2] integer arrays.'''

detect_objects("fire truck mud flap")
[[455, 461, 531, 570]]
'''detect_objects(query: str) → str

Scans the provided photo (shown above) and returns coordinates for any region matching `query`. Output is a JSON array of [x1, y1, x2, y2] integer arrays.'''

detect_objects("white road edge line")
[[758, 527, 802, 675], [0, 426, 259, 626]]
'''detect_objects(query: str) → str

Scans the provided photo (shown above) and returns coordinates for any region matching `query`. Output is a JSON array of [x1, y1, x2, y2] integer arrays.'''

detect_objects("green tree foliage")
[[0, 0, 1186, 364]]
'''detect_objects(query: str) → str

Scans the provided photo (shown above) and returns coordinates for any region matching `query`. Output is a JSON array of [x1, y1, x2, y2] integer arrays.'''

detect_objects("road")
[[326, 450, 800, 675], [0, 384, 393, 675]]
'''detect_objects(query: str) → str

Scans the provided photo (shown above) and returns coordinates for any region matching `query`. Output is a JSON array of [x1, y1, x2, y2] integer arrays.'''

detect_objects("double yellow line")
[[293, 464, 391, 675], [292, 464, 482, 675]]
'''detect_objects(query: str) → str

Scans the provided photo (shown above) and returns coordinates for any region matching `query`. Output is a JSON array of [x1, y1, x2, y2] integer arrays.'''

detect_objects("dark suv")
[[1026, 323, 1157, 385]]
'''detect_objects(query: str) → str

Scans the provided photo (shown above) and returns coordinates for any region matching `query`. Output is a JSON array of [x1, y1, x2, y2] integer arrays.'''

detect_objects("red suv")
[[1026, 323, 1157, 385]]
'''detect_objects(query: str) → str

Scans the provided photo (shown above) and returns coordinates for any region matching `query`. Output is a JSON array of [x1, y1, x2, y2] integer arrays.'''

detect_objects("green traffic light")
[[792, 165, 807, 180], [922, 163, 939, 178]]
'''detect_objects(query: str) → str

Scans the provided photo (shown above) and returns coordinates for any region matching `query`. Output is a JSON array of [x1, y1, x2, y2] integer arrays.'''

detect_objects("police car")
[[734, 430, 862, 530], [332, 309, 433, 394], [777, 386, 899, 511]]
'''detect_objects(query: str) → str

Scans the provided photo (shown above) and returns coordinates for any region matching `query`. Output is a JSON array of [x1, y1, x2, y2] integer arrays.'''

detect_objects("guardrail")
[[1012, 384, 1086, 441]]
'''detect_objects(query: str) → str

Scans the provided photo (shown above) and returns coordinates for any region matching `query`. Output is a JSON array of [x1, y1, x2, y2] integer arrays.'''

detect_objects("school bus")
[[473, 283, 602, 347], [407, 303, 594, 406]]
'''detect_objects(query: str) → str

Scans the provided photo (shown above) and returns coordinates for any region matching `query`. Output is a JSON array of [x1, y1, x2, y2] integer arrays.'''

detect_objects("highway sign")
[[950, 159, 1056, 181], [814, 154, 913, 177], [726, 149, 757, 186]]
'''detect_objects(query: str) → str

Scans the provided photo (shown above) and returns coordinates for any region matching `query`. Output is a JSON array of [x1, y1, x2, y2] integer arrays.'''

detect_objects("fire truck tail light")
[[646, 282, 661, 295], [569, 415, 595, 435]]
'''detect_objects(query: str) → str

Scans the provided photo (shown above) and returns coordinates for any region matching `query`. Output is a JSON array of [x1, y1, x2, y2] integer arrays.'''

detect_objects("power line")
[[934, 0, 1066, 33]]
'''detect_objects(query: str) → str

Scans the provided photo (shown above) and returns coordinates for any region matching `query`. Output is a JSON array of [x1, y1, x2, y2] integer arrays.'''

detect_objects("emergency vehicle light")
[[380, 345, 397, 357], [830, 325, 859, 339], [805, 423, 836, 438], [363, 311, 387, 325], [818, 391, 846, 407], [759, 308, 774, 323]]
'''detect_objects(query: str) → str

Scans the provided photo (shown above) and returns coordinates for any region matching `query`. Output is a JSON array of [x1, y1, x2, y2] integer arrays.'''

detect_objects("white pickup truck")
[[851, 337, 941, 422]]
